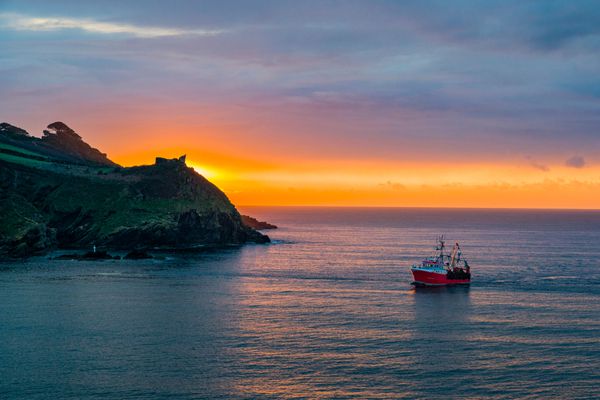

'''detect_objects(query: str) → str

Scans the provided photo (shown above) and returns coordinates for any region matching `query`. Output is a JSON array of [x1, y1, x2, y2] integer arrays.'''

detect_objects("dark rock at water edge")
[[241, 215, 278, 230], [54, 250, 120, 260], [124, 250, 153, 259]]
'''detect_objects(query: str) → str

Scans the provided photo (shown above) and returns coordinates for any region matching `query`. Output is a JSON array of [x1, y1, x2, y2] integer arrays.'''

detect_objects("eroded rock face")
[[0, 223, 57, 258], [102, 209, 269, 250]]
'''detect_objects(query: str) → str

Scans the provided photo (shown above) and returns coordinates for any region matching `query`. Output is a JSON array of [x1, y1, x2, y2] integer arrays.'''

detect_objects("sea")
[[1, 207, 599, 399]]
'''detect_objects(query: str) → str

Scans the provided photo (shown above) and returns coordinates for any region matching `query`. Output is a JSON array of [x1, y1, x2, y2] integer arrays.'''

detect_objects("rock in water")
[[241, 215, 278, 230], [124, 250, 153, 260], [0, 122, 269, 258], [53, 251, 120, 260]]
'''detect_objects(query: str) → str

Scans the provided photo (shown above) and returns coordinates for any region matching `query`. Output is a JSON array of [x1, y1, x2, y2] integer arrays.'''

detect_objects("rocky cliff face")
[[0, 122, 269, 258]]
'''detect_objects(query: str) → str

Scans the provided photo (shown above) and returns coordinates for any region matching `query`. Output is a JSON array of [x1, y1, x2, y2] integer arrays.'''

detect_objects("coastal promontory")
[[0, 122, 270, 257]]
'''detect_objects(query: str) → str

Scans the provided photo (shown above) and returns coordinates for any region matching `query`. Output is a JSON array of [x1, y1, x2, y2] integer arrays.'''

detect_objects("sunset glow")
[[112, 150, 600, 208], [2, 1, 599, 209]]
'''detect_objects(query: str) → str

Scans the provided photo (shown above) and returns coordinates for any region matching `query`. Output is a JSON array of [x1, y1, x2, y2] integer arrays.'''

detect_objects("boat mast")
[[450, 242, 459, 268], [437, 235, 445, 266]]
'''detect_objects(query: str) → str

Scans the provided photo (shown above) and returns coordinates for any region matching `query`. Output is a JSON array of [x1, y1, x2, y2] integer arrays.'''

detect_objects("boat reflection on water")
[[410, 285, 474, 394], [411, 284, 472, 329]]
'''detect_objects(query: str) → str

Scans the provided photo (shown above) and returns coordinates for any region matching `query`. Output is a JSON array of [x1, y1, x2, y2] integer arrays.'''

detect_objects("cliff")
[[0, 122, 269, 257]]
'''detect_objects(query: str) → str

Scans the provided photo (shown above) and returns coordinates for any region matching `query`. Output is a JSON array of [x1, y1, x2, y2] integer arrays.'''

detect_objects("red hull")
[[411, 269, 470, 286]]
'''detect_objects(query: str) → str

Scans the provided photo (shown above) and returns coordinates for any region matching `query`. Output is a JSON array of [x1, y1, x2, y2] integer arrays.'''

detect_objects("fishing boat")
[[411, 236, 471, 286]]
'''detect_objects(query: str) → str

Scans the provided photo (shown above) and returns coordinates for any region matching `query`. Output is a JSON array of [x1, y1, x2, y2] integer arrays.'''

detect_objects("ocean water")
[[1, 207, 599, 399]]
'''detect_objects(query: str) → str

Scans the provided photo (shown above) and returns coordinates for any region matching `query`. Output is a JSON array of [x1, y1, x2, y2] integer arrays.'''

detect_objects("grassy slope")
[[0, 151, 52, 168], [0, 142, 50, 158], [1, 149, 239, 251], [0, 193, 46, 238]]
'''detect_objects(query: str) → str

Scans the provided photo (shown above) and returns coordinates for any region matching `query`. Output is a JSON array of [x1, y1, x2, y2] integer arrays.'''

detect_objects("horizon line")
[[237, 205, 600, 211]]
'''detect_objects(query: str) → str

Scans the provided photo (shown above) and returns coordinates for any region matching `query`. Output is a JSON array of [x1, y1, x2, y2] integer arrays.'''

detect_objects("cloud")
[[385, 1, 600, 53], [2, 1, 600, 165], [378, 180, 405, 190], [565, 155, 586, 168], [525, 156, 549, 171], [0, 12, 225, 38]]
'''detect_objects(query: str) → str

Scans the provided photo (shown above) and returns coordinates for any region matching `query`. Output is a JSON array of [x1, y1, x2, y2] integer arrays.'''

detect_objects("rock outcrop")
[[241, 215, 278, 230]]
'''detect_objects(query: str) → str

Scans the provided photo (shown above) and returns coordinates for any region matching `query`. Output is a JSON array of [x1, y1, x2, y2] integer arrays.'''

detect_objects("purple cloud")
[[2, 1, 600, 163], [565, 155, 586, 168]]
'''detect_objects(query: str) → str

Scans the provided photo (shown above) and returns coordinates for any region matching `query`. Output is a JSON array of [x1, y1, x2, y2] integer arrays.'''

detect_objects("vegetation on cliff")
[[0, 122, 269, 257]]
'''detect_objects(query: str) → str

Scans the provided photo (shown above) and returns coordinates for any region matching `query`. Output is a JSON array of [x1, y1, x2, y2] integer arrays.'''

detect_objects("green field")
[[0, 143, 116, 175], [0, 151, 53, 168], [0, 142, 49, 158]]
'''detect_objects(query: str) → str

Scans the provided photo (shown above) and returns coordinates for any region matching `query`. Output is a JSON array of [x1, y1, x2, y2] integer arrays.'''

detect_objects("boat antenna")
[[437, 235, 445, 261]]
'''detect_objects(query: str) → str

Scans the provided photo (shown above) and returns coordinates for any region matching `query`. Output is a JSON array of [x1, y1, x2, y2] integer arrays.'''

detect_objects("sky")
[[1, 0, 599, 208]]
